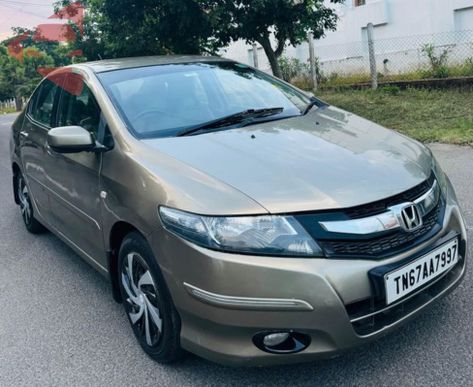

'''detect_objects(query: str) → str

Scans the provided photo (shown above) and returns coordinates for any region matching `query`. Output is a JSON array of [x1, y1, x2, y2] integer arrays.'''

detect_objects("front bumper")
[[150, 181, 467, 367]]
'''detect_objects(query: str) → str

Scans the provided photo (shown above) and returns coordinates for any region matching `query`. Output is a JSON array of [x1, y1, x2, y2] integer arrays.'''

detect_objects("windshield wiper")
[[302, 97, 327, 115], [177, 107, 284, 137]]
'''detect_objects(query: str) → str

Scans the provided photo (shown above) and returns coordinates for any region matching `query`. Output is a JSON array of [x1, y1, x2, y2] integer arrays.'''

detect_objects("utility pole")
[[307, 31, 318, 92], [252, 43, 259, 69], [367, 23, 378, 90]]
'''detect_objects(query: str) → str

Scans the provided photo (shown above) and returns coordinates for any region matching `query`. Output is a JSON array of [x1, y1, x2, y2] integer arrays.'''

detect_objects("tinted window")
[[98, 62, 310, 139], [31, 78, 60, 126], [58, 74, 101, 137]]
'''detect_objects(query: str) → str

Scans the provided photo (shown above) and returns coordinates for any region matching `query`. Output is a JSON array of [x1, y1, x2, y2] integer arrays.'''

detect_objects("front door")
[[44, 72, 106, 266]]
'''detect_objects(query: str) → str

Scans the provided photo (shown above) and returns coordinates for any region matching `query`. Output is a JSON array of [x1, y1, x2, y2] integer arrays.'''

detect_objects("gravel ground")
[[1, 113, 472, 387]]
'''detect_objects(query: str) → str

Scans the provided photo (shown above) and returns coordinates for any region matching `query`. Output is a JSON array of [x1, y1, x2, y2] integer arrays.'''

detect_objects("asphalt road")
[[1, 112, 472, 387]]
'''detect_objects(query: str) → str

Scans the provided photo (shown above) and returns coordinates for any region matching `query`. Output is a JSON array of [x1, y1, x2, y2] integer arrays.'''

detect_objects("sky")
[[0, 0, 58, 41]]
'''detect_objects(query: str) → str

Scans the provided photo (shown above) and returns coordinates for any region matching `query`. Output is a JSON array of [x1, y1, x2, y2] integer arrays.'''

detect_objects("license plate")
[[384, 238, 459, 305]]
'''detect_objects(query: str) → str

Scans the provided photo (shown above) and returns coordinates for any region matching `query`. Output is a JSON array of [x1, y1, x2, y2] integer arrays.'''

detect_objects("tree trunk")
[[14, 93, 23, 112], [258, 37, 283, 79]]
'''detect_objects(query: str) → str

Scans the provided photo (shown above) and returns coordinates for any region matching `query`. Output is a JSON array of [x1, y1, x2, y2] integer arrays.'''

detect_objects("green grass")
[[317, 87, 473, 145], [0, 106, 16, 114], [296, 61, 473, 88]]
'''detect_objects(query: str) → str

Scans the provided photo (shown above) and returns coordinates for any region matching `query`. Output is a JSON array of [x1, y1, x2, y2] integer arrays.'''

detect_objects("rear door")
[[44, 72, 106, 265], [21, 75, 63, 225]]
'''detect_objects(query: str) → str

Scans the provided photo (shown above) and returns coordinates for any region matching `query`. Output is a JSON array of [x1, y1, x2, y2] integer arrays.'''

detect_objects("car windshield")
[[97, 61, 310, 138]]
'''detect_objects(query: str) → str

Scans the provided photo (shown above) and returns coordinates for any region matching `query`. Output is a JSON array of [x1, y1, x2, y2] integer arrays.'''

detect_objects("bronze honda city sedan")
[[10, 56, 467, 366]]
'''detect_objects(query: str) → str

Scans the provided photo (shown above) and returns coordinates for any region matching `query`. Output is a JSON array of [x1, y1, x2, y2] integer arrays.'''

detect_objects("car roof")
[[75, 55, 233, 73]]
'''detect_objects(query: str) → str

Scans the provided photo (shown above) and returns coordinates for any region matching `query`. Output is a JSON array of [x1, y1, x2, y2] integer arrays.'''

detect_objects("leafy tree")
[[55, 1, 342, 78], [0, 44, 54, 109], [1, 0, 342, 107], [76, 0, 217, 59], [209, 0, 342, 78], [0, 21, 88, 108], [5, 26, 86, 65]]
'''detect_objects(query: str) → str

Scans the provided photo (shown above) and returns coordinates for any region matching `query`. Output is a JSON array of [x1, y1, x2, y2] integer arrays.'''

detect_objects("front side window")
[[58, 73, 101, 137], [30, 78, 60, 126], [98, 61, 310, 139]]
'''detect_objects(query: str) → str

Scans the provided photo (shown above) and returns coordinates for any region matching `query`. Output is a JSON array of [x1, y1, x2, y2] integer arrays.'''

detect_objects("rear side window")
[[57, 74, 101, 137], [30, 79, 60, 127]]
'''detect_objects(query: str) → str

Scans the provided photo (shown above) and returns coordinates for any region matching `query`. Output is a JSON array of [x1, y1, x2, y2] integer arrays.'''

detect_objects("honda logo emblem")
[[399, 203, 423, 232]]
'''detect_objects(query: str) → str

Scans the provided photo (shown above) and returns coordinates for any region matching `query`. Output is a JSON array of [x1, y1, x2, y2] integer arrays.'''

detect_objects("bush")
[[379, 85, 401, 95], [278, 55, 325, 86], [462, 58, 473, 76], [278, 56, 308, 82], [421, 43, 451, 79], [0, 106, 16, 114]]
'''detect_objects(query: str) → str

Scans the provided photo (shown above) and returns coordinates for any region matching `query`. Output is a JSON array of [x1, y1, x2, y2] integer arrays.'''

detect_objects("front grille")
[[345, 174, 435, 219], [320, 201, 442, 258], [295, 174, 443, 259], [346, 256, 465, 336]]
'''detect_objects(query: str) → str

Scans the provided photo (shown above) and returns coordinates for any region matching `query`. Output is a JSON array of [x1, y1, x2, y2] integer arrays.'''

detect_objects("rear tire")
[[16, 172, 46, 234], [118, 231, 184, 363]]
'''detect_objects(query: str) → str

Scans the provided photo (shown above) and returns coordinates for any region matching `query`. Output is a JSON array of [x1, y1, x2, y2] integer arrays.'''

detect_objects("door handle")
[[19, 131, 29, 138]]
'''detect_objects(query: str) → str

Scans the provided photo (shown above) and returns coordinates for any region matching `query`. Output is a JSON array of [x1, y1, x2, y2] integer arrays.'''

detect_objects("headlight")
[[431, 154, 447, 195], [159, 207, 323, 257]]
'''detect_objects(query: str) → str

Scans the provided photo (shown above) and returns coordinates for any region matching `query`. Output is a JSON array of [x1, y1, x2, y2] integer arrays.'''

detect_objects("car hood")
[[142, 106, 432, 214]]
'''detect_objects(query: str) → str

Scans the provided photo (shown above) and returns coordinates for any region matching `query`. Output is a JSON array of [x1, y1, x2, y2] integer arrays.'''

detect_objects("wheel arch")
[[12, 162, 21, 205], [108, 221, 143, 303]]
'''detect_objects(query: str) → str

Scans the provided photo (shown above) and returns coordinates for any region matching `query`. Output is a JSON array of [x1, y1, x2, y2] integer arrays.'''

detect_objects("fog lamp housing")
[[253, 331, 311, 354]]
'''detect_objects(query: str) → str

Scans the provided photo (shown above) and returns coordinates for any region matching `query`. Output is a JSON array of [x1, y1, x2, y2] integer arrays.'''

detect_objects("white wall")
[[221, 0, 473, 75]]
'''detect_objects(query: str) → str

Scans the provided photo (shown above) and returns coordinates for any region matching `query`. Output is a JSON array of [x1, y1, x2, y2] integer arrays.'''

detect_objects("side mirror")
[[47, 126, 97, 153]]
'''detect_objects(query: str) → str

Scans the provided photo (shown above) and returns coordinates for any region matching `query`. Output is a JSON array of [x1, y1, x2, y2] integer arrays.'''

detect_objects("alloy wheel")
[[18, 176, 32, 226], [121, 252, 163, 347]]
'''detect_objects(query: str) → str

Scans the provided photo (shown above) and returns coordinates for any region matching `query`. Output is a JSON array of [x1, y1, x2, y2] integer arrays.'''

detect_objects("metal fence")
[[281, 27, 473, 89]]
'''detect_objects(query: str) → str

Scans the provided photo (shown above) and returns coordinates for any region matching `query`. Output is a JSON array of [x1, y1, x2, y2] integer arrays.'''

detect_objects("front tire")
[[16, 173, 46, 234], [118, 232, 183, 363]]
